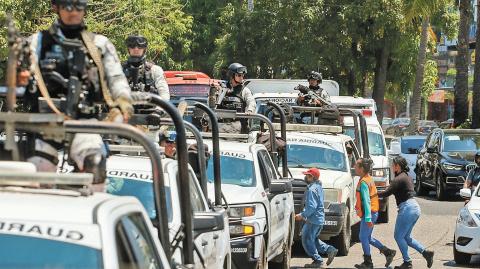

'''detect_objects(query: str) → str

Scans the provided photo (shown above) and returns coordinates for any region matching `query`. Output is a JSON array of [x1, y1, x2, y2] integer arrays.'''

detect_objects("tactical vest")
[[123, 61, 155, 92], [217, 85, 246, 112], [355, 175, 379, 218], [28, 26, 102, 118]]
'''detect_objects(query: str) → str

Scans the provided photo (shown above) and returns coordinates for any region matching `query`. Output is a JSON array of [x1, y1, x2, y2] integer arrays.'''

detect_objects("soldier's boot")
[[422, 249, 434, 268], [83, 152, 107, 184], [394, 261, 413, 269], [354, 255, 373, 269], [380, 246, 397, 267]]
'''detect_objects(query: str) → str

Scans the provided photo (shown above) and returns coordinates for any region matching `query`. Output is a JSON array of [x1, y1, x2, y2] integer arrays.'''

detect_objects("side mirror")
[[193, 211, 225, 234], [426, 147, 437, 154], [460, 188, 472, 199], [270, 180, 293, 194]]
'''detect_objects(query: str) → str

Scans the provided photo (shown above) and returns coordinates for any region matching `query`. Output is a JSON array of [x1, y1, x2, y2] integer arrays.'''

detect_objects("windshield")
[[206, 156, 256, 187], [287, 144, 347, 172], [107, 176, 173, 221], [0, 234, 102, 268], [169, 84, 210, 98], [419, 121, 437, 127], [401, 138, 425, 154], [443, 134, 480, 152], [382, 118, 393, 125], [393, 118, 410, 125]]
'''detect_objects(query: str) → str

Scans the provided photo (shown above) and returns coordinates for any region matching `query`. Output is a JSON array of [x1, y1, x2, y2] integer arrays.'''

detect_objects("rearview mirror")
[[193, 212, 225, 234], [270, 180, 293, 194], [460, 188, 472, 199]]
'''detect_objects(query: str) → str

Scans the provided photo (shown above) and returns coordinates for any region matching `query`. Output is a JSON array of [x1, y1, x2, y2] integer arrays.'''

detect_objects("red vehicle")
[[164, 71, 222, 101]]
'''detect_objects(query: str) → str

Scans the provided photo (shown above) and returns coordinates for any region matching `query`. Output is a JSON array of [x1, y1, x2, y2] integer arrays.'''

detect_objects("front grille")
[[466, 164, 476, 173]]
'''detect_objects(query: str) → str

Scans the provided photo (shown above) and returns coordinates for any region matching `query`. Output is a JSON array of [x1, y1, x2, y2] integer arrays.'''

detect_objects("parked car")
[[417, 120, 438, 135], [439, 119, 454, 129], [389, 136, 427, 182], [385, 118, 410, 136], [382, 117, 393, 131], [454, 186, 480, 265], [415, 129, 480, 200]]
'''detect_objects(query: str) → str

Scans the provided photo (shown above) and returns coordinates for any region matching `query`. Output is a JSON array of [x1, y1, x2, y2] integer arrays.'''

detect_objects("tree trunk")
[[372, 40, 390, 124], [472, 0, 480, 128], [348, 68, 356, 96], [454, 0, 471, 127], [408, 17, 430, 135]]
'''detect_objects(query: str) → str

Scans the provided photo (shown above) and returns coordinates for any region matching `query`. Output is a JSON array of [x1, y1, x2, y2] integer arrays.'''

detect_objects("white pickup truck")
[[203, 139, 295, 269], [280, 124, 361, 256], [0, 162, 172, 269]]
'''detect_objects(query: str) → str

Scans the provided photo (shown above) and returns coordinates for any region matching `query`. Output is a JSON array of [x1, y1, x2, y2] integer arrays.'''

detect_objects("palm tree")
[[454, 0, 472, 127], [404, 0, 447, 134], [472, 0, 480, 128]]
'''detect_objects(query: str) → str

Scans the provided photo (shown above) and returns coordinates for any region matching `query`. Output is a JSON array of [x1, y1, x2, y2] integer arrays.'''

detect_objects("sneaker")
[[304, 260, 324, 268], [326, 247, 338, 266], [422, 249, 434, 268], [394, 261, 413, 269]]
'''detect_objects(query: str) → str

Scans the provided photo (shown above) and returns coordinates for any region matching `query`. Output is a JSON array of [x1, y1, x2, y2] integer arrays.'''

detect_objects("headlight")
[[443, 162, 463, 171], [228, 206, 256, 218], [372, 168, 389, 178], [457, 207, 478, 227], [324, 189, 342, 203], [229, 224, 254, 237]]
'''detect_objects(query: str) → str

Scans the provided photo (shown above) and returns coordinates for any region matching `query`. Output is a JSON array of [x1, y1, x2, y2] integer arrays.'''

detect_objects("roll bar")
[[264, 102, 288, 177], [130, 93, 194, 266]]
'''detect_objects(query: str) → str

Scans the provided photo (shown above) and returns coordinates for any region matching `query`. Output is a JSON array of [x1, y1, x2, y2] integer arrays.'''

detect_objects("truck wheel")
[[331, 207, 351, 256], [257, 239, 267, 269], [453, 239, 471, 265], [435, 170, 447, 201], [377, 203, 389, 223], [415, 170, 428, 196], [270, 231, 292, 269]]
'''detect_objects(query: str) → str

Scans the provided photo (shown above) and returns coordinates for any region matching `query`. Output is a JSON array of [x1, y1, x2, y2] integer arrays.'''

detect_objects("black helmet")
[[52, 0, 87, 9], [307, 71, 322, 83], [126, 35, 148, 49], [227, 63, 247, 78]]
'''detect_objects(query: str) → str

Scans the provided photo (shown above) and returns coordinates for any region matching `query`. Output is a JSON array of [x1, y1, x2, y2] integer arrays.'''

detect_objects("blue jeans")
[[394, 199, 425, 262], [359, 211, 385, 256], [301, 222, 333, 262]]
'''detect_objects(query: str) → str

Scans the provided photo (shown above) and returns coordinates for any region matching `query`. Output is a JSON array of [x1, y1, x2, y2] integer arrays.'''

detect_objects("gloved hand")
[[116, 96, 134, 123]]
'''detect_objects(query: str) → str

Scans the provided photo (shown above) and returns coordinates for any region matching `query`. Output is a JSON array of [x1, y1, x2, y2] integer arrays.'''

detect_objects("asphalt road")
[[290, 192, 480, 268]]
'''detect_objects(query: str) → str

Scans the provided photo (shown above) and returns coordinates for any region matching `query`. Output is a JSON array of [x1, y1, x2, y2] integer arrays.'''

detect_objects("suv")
[[107, 153, 231, 269], [284, 125, 361, 255], [415, 129, 480, 200], [0, 164, 171, 269], [203, 139, 295, 269]]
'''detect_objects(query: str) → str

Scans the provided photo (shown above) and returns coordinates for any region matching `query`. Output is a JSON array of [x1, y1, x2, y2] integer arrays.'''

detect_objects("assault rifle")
[[294, 84, 331, 106]]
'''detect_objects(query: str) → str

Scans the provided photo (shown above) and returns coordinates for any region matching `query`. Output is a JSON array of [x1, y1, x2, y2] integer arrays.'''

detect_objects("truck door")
[[257, 149, 285, 255]]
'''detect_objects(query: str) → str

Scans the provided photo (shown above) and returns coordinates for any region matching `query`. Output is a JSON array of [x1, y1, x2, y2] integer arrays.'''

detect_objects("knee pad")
[[83, 153, 107, 184]]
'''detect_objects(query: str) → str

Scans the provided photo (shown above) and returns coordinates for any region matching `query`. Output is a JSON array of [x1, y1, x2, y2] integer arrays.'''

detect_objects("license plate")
[[324, 220, 338, 226]]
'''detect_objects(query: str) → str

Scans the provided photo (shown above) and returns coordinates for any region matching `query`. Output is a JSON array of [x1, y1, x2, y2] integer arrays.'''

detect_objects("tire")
[[269, 231, 292, 269], [257, 239, 267, 269], [331, 207, 351, 256], [435, 169, 447, 201], [377, 203, 389, 223], [453, 238, 472, 265], [415, 168, 428, 196]]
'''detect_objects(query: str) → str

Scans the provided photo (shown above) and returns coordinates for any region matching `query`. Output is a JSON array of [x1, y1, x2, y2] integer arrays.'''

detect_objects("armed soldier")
[[213, 63, 256, 133], [123, 35, 170, 100], [296, 71, 331, 106], [18, 0, 133, 183]]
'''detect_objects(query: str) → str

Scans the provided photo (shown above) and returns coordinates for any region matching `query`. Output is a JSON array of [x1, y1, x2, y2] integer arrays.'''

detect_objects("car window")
[[401, 138, 426, 154], [116, 213, 162, 269], [206, 156, 256, 187], [287, 144, 347, 172], [0, 234, 102, 268], [346, 141, 358, 168], [443, 134, 480, 152], [257, 150, 277, 189], [367, 126, 386, 156], [189, 172, 207, 212]]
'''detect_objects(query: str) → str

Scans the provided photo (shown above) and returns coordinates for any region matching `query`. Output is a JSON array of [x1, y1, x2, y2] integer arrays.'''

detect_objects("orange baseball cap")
[[303, 168, 320, 179]]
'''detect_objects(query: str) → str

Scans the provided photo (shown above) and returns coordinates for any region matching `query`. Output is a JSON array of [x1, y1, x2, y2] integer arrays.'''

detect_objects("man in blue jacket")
[[295, 168, 338, 268]]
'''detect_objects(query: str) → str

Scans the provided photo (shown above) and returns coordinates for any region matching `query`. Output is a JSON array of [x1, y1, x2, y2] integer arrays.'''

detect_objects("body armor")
[[217, 84, 246, 112], [123, 61, 156, 93]]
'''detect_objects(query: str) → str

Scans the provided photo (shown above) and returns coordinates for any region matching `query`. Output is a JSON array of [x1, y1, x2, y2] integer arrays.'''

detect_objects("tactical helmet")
[[307, 71, 322, 83], [52, 0, 87, 10], [227, 63, 247, 78], [126, 35, 148, 49]]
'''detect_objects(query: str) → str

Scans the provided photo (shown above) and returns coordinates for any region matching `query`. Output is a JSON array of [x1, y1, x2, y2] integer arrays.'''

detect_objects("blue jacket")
[[301, 180, 325, 225]]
